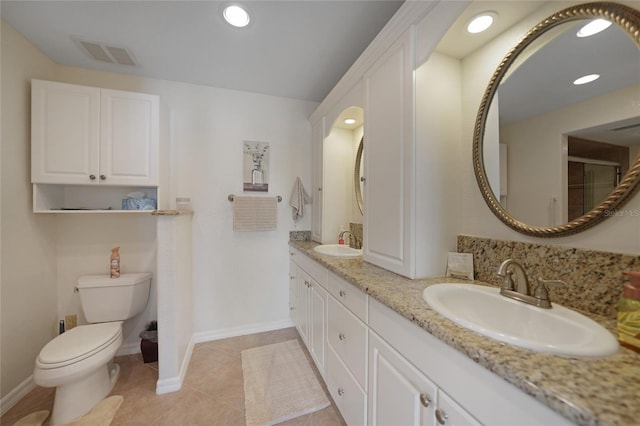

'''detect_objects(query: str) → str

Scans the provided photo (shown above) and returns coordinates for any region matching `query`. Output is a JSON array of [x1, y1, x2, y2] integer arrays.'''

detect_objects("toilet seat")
[[37, 322, 122, 369]]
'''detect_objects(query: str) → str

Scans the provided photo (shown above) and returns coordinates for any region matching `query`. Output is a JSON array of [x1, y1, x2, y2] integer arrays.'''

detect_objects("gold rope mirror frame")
[[354, 136, 364, 215], [473, 2, 640, 237]]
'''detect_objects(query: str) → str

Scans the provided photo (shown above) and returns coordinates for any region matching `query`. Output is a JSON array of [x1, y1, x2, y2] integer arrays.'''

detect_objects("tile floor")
[[1, 327, 345, 426]]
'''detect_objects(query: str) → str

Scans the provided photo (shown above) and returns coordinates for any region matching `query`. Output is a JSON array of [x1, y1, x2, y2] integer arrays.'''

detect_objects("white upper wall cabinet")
[[363, 29, 415, 278], [31, 80, 159, 186]]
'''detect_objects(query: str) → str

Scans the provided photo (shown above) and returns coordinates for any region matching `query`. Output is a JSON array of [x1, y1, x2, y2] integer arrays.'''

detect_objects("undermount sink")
[[313, 244, 362, 258], [422, 283, 619, 357]]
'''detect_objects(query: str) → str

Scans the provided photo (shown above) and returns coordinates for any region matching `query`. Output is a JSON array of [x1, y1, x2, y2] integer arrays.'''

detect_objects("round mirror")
[[474, 2, 640, 237]]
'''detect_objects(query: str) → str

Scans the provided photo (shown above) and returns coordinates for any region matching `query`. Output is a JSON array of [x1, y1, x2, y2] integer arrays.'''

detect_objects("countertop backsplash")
[[458, 235, 640, 319]]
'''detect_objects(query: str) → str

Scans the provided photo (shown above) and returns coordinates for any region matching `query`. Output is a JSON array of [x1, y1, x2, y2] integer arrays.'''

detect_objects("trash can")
[[139, 321, 158, 363]]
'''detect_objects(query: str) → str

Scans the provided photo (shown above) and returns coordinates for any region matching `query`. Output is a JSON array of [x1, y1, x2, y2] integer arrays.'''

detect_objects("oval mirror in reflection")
[[475, 2, 640, 237], [354, 137, 364, 214]]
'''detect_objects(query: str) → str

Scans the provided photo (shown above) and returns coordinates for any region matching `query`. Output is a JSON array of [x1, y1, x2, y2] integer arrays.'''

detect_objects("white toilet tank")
[[77, 273, 152, 323]]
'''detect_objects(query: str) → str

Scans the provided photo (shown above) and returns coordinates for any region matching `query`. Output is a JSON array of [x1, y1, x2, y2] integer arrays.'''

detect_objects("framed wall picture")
[[243, 141, 269, 192]]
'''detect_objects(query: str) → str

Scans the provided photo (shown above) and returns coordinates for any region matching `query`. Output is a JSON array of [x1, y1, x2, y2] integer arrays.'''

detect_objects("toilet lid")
[[37, 322, 122, 369]]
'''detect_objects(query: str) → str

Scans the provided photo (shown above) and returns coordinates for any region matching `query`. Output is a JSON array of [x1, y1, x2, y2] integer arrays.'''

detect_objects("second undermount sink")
[[422, 283, 619, 357], [313, 244, 362, 258]]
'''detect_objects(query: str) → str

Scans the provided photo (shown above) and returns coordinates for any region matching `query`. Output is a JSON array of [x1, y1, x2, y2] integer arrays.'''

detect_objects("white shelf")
[[33, 183, 160, 213]]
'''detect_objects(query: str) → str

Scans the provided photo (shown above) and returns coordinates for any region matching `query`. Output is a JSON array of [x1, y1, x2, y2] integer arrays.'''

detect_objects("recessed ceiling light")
[[466, 12, 497, 34], [577, 19, 612, 37], [223, 4, 250, 28], [573, 74, 600, 85], [344, 118, 356, 125]]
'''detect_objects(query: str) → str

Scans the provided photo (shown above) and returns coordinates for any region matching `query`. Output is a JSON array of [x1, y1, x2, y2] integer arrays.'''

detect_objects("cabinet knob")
[[89, 174, 96, 180], [305, 280, 310, 288], [338, 333, 346, 341], [419, 393, 432, 408], [289, 306, 295, 311], [339, 290, 346, 297], [360, 176, 366, 183], [318, 187, 323, 191], [99, 174, 106, 180], [289, 275, 295, 280], [290, 252, 295, 256], [337, 387, 344, 396], [435, 409, 448, 425]]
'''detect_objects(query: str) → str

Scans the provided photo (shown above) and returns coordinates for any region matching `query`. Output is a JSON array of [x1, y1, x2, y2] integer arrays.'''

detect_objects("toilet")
[[34, 272, 152, 424]]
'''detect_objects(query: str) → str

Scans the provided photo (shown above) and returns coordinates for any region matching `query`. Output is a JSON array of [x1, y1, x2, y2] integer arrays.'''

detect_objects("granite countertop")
[[289, 240, 640, 426]]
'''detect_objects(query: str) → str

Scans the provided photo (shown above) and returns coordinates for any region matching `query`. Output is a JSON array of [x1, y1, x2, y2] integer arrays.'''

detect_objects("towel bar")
[[228, 194, 282, 203]]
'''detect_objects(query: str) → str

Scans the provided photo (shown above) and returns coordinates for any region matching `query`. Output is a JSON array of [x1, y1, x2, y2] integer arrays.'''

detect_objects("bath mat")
[[12, 395, 123, 426], [58, 395, 123, 426], [12, 410, 49, 426], [241, 339, 330, 426]]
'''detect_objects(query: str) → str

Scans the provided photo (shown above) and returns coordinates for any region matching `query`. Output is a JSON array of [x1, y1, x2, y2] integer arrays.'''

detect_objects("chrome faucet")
[[496, 259, 565, 309], [338, 230, 352, 245]]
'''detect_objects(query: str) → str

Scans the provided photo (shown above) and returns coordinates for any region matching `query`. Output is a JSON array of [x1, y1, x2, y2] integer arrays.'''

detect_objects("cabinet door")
[[436, 391, 481, 426], [296, 270, 310, 344], [311, 119, 324, 242], [31, 80, 100, 184], [363, 30, 415, 278], [369, 331, 437, 426], [100, 89, 159, 186], [289, 259, 298, 323], [309, 278, 327, 375]]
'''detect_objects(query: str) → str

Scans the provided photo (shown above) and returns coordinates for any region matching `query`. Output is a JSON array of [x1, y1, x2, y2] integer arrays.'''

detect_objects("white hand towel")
[[289, 177, 311, 222]]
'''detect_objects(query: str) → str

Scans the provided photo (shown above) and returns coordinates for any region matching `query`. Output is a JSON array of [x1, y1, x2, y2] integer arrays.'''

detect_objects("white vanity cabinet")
[[363, 29, 417, 278], [369, 331, 479, 426], [31, 79, 159, 212], [288, 248, 573, 426], [326, 272, 369, 426], [289, 248, 328, 377]]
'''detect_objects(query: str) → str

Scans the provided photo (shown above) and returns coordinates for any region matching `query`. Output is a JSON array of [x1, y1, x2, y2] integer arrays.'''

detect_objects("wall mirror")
[[354, 136, 364, 214], [474, 2, 640, 237]]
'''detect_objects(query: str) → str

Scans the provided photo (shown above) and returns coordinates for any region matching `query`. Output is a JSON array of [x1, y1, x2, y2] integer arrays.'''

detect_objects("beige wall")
[[1, 22, 58, 401], [458, 1, 640, 255]]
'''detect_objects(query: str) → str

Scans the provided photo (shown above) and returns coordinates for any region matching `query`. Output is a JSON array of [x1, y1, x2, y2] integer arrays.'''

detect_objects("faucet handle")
[[534, 277, 566, 305]]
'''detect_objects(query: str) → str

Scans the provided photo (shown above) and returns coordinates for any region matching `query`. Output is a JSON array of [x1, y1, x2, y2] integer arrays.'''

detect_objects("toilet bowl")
[[34, 272, 151, 424]]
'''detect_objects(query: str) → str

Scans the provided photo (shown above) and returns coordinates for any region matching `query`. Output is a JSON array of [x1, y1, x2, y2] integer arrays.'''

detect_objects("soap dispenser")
[[617, 270, 640, 352]]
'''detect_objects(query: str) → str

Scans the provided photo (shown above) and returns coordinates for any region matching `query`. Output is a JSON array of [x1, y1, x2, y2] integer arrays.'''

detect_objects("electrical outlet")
[[65, 314, 77, 330]]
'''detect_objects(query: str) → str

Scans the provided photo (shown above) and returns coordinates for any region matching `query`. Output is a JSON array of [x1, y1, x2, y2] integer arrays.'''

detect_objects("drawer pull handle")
[[337, 387, 344, 396], [339, 290, 346, 297], [338, 333, 346, 341], [435, 409, 448, 425], [419, 393, 431, 407]]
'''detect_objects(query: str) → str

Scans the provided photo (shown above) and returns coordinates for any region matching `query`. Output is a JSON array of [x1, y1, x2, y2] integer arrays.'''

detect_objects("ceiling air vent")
[[73, 37, 137, 66]]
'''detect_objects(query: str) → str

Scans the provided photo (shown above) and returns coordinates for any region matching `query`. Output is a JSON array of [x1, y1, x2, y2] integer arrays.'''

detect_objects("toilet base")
[[50, 361, 120, 424]]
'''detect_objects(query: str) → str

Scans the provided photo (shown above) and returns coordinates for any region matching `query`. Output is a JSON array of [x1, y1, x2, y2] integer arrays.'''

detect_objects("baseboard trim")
[[193, 319, 295, 344], [117, 341, 141, 357], [155, 334, 195, 395], [1, 375, 36, 416]]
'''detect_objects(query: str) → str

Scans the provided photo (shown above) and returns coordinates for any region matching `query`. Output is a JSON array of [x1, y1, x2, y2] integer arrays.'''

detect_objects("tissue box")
[[122, 198, 157, 210]]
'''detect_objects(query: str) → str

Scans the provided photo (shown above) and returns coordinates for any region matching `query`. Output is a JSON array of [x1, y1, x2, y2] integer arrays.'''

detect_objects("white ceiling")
[[437, 0, 640, 147], [0, 0, 403, 102]]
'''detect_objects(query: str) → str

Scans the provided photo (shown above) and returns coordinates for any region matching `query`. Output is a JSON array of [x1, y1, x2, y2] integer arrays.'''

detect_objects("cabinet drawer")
[[290, 248, 328, 288], [328, 271, 367, 321], [328, 296, 367, 388], [327, 345, 367, 426]]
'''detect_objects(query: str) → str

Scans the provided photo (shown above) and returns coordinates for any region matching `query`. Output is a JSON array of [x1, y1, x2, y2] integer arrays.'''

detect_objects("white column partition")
[[155, 212, 194, 394]]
